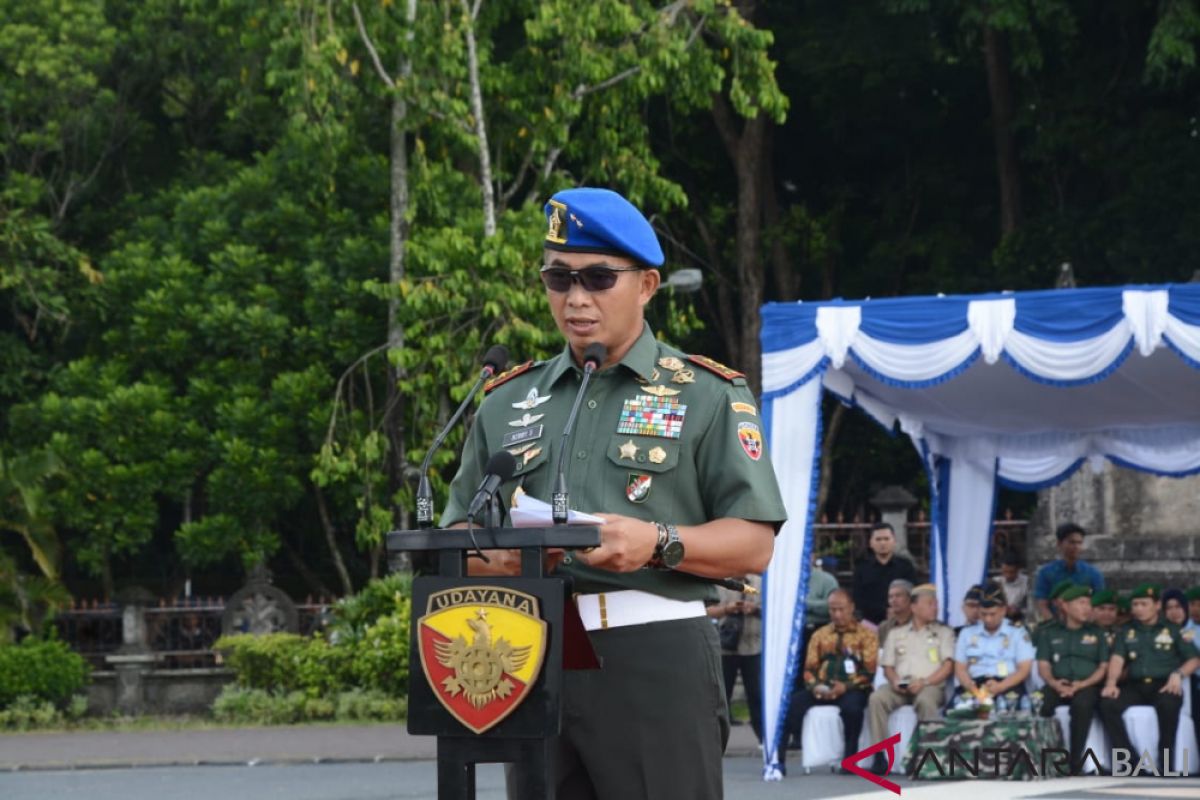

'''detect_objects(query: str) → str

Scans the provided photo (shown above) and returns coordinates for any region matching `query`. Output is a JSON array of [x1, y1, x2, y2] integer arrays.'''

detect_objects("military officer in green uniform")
[[1090, 589, 1119, 649], [1036, 584, 1109, 770], [442, 187, 788, 800], [1098, 583, 1200, 774], [1031, 579, 1076, 669]]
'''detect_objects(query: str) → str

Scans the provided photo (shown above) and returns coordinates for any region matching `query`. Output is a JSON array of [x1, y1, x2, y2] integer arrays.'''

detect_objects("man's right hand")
[[1100, 684, 1120, 700]]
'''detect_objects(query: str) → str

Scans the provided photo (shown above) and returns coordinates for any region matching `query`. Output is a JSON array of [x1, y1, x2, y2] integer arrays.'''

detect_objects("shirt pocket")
[[506, 443, 553, 500], [606, 435, 681, 474]]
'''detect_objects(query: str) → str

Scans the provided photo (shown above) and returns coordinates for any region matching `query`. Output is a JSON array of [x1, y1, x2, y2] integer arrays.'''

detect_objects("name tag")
[[844, 659, 857, 676], [928, 647, 940, 664], [997, 662, 1009, 678]]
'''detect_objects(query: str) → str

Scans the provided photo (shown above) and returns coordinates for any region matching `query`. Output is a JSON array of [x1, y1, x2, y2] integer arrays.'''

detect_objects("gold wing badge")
[[434, 609, 533, 709]]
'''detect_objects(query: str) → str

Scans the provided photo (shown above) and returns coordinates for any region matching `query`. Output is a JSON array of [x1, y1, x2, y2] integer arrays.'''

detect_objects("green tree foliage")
[[2, 2, 1198, 592]]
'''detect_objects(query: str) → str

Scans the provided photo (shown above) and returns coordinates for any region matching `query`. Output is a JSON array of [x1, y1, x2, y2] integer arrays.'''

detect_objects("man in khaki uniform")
[[867, 583, 955, 773], [442, 187, 788, 800]]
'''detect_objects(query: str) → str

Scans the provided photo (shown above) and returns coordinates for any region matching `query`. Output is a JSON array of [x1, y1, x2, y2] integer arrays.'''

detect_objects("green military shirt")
[[1032, 619, 1060, 657], [441, 324, 788, 601], [1113, 617, 1193, 680], [1035, 621, 1109, 681]]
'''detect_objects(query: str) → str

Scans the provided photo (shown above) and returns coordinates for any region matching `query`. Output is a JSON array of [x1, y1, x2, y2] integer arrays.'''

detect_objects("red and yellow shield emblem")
[[417, 587, 547, 734]]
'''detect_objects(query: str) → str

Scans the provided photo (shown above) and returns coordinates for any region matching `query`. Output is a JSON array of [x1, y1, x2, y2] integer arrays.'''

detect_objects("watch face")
[[661, 540, 685, 568]]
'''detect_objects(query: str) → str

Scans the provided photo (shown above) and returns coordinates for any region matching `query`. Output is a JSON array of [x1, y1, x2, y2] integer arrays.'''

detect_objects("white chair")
[[799, 703, 918, 772], [1122, 700, 1199, 773]]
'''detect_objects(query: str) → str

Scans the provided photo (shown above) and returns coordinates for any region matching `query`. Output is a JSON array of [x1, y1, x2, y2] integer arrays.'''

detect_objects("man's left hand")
[[1161, 672, 1183, 696], [578, 513, 659, 572]]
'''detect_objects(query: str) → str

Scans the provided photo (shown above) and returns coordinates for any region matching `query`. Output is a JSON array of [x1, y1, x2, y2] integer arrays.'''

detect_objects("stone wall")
[[1030, 461, 1200, 590], [87, 668, 233, 716]]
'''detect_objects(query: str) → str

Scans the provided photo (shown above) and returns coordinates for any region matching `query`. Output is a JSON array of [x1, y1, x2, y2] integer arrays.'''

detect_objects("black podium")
[[387, 525, 601, 800]]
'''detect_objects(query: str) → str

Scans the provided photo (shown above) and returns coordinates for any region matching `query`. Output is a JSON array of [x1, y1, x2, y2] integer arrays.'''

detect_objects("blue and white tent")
[[757, 283, 1200, 778]]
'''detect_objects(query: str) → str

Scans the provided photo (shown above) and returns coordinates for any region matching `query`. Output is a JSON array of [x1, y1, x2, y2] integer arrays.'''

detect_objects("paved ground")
[[1, 723, 1197, 799]]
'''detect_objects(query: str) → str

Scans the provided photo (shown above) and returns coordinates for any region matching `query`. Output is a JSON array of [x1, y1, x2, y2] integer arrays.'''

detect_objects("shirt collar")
[[544, 322, 660, 386]]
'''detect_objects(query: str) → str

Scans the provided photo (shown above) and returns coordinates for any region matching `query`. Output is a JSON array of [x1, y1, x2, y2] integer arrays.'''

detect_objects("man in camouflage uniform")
[[1036, 584, 1108, 770], [867, 583, 955, 774], [1098, 582, 1200, 774], [782, 589, 877, 773], [442, 187, 788, 800]]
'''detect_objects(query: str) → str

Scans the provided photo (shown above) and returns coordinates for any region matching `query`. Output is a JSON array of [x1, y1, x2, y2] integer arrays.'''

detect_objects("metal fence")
[[811, 517, 1028, 582], [54, 597, 337, 670]]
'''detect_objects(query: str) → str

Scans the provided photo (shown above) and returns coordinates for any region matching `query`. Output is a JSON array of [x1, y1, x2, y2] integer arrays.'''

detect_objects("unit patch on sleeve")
[[737, 421, 763, 461], [616, 395, 687, 439]]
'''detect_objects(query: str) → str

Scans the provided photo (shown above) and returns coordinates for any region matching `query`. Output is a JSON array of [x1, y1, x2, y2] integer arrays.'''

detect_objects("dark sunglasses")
[[539, 265, 643, 293]]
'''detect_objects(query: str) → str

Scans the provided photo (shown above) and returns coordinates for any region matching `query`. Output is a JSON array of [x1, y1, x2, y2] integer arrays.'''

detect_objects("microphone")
[[466, 451, 518, 522], [415, 345, 509, 527], [552, 342, 607, 524]]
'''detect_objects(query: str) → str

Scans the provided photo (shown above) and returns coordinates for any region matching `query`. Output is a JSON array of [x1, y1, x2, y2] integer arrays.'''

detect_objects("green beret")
[[1186, 587, 1200, 602], [1116, 593, 1131, 613], [1130, 582, 1161, 600], [979, 582, 1006, 609], [1060, 584, 1092, 602], [1091, 589, 1116, 607], [1050, 579, 1077, 600]]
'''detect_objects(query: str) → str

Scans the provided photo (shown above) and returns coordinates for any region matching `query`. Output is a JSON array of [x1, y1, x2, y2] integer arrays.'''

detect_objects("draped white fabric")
[[763, 287, 1200, 396], [758, 284, 1200, 778], [760, 378, 822, 779], [941, 454, 999, 627]]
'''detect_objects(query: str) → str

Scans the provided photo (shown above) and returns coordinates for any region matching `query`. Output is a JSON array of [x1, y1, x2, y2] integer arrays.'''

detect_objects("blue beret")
[[544, 188, 664, 267]]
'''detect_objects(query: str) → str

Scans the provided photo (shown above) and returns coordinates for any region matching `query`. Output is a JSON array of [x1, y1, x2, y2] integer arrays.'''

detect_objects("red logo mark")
[[841, 732, 902, 795]]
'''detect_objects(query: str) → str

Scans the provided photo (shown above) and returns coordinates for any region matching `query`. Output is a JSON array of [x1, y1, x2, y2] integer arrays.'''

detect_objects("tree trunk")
[[461, 0, 496, 237], [761, 124, 798, 301], [314, 484, 355, 595], [983, 25, 1022, 237], [711, 92, 767, 395], [385, 2, 417, 572], [815, 402, 846, 520], [281, 536, 334, 598]]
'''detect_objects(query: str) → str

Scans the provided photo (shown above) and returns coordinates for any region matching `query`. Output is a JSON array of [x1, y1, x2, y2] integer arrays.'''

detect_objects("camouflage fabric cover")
[[907, 716, 1065, 781]]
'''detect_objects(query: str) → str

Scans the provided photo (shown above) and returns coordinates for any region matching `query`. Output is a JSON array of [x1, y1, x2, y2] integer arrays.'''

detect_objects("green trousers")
[[508, 616, 730, 800]]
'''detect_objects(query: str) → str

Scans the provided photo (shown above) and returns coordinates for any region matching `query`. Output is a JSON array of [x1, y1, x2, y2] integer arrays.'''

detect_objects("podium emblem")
[[418, 587, 547, 734]]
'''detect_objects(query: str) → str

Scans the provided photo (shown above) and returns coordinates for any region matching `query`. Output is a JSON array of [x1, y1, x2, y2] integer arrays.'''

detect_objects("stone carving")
[[221, 564, 298, 636]]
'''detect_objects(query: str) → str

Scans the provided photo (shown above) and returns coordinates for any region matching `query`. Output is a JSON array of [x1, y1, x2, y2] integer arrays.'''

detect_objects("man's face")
[[542, 251, 658, 365], [1092, 604, 1117, 627], [912, 594, 938, 624], [829, 593, 854, 627], [1058, 532, 1084, 561], [869, 528, 895, 559], [1064, 596, 1092, 625], [1190, 598, 1200, 624], [980, 605, 1005, 631], [1130, 597, 1159, 624], [962, 599, 981, 624], [1000, 564, 1018, 582], [887, 586, 912, 619]]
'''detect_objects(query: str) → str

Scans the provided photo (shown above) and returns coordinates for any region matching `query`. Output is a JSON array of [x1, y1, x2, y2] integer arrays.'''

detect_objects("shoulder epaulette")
[[484, 361, 536, 394], [687, 354, 745, 382]]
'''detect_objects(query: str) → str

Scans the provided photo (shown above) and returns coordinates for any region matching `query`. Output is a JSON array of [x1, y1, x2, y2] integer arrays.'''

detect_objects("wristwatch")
[[659, 523, 685, 569]]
